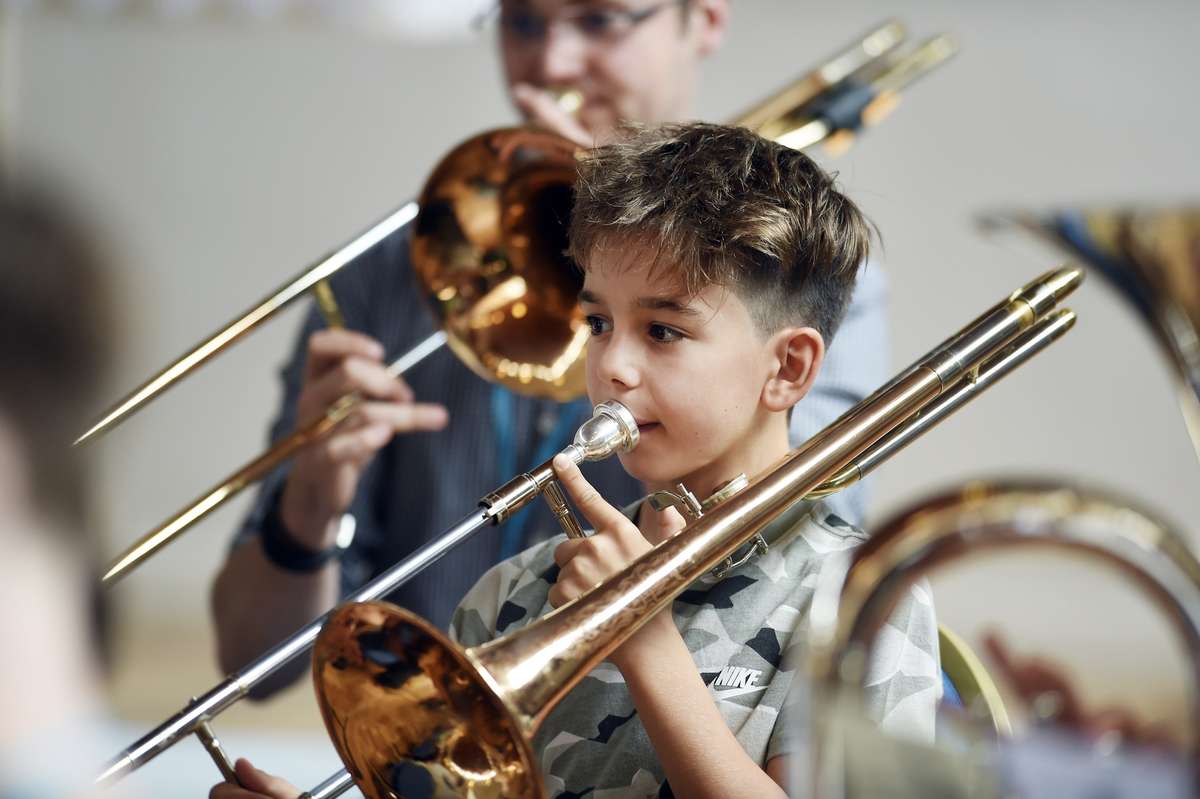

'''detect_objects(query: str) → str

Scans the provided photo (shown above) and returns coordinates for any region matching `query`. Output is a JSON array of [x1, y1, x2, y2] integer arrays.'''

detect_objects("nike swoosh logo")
[[711, 685, 769, 700]]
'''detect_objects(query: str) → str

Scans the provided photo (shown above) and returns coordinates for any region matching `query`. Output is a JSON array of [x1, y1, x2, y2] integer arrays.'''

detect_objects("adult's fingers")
[[511, 83, 593, 148], [318, 402, 448, 464], [304, 357, 410, 408], [304, 328, 385, 376]]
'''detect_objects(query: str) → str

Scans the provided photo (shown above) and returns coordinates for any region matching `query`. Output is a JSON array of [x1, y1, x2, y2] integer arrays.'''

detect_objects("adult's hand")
[[510, 82, 595, 148], [279, 329, 447, 551]]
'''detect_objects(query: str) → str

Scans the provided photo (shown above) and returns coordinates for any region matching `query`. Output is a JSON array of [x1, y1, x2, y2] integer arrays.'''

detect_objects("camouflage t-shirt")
[[450, 499, 940, 798]]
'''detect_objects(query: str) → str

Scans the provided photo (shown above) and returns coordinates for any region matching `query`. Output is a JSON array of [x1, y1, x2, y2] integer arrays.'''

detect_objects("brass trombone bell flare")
[[411, 127, 588, 401], [309, 267, 1082, 799], [801, 481, 1200, 793], [981, 207, 1200, 459]]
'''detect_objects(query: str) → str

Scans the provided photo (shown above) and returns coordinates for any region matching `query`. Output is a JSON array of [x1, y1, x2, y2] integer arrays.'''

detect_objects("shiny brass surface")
[[984, 207, 1200, 459], [732, 20, 907, 137], [312, 604, 542, 799], [803, 481, 1200, 792], [88, 18, 960, 582], [807, 307, 1077, 498], [100, 391, 359, 584], [412, 128, 587, 400], [80, 18, 955, 446], [312, 270, 1079, 798], [481, 400, 638, 526], [75, 201, 420, 445], [97, 402, 637, 792], [312, 279, 346, 329], [736, 22, 958, 153]]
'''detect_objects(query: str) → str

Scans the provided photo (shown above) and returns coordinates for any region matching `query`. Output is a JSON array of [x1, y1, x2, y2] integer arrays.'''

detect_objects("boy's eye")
[[585, 315, 612, 336], [648, 323, 683, 343]]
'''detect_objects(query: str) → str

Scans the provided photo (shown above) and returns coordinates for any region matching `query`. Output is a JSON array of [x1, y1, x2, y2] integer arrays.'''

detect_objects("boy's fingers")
[[233, 758, 300, 798], [552, 454, 627, 532], [554, 537, 587, 567], [657, 506, 688, 538]]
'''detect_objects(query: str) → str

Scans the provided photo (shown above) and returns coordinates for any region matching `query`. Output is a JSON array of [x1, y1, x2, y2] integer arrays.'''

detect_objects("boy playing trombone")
[[212, 122, 937, 799]]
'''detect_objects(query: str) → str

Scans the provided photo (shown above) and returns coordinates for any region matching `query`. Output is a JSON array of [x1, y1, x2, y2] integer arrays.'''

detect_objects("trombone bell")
[[982, 207, 1200, 459], [312, 603, 542, 799]]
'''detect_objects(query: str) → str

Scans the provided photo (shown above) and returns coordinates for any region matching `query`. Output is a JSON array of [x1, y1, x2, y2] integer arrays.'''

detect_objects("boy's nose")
[[593, 336, 641, 391]]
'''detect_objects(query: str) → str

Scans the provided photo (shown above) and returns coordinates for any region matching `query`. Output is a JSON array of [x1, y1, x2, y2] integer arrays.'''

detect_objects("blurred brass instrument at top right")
[[983, 208, 1200, 458]]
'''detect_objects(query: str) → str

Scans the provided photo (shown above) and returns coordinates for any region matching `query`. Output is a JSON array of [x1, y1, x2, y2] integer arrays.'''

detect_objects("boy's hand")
[[549, 455, 687, 663], [208, 758, 300, 799]]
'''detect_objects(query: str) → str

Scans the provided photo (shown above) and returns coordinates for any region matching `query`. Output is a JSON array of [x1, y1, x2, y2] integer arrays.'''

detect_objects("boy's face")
[[579, 244, 781, 495], [498, 0, 722, 141]]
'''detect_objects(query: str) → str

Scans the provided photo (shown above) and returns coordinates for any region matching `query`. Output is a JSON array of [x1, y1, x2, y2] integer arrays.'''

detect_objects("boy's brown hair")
[[568, 122, 873, 342]]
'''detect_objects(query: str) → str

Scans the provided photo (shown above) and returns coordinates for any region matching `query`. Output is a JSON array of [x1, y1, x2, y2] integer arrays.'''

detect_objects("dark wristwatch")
[[259, 496, 356, 573]]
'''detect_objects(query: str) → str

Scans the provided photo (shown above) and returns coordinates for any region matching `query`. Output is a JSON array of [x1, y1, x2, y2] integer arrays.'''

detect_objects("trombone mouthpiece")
[[568, 400, 639, 462]]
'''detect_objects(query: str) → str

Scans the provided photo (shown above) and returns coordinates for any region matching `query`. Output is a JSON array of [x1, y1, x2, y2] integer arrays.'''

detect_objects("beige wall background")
[[9, 0, 1200, 793]]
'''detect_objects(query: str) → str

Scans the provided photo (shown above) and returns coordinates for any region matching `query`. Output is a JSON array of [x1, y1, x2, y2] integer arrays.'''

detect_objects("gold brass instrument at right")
[[93, 20, 959, 586], [304, 268, 1082, 799], [982, 208, 1200, 459], [802, 482, 1200, 798]]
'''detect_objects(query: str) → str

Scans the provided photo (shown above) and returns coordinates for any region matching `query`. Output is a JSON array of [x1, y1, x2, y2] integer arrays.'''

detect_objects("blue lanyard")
[[491, 385, 589, 559]]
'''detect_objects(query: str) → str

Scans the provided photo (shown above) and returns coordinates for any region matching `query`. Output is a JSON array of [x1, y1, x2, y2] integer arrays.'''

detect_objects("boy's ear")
[[761, 326, 824, 412]]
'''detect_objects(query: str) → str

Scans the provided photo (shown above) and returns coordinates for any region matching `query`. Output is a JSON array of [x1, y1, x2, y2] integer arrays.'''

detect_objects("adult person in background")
[[210, 0, 888, 695], [0, 181, 126, 798]]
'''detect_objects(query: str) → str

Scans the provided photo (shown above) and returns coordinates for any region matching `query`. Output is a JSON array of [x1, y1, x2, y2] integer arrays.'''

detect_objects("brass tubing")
[[476, 368, 943, 728], [75, 201, 419, 446], [310, 269, 1082, 798], [101, 333, 448, 585], [732, 20, 906, 136], [807, 308, 1077, 498], [97, 401, 636, 786]]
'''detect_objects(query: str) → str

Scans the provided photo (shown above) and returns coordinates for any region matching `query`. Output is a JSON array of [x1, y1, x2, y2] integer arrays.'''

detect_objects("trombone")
[[801, 481, 1200, 797], [98, 267, 1079, 796], [89, 20, 959, 584], [980, 207, 1200, 461], [299, 268, 1082, 799], [97, 399, 639, 789]]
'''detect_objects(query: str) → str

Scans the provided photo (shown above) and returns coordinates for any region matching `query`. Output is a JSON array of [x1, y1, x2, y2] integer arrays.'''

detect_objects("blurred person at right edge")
[[0, 180, 120, 797], [211, 0, 889, 698]]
